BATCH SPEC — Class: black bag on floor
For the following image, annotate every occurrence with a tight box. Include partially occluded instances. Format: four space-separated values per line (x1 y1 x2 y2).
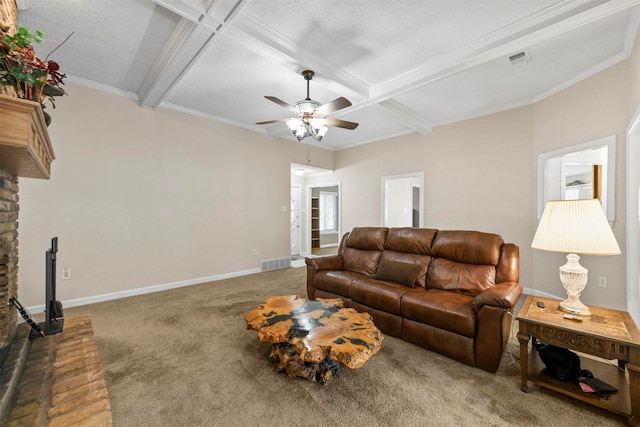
578 370 618 397
535 341 580 381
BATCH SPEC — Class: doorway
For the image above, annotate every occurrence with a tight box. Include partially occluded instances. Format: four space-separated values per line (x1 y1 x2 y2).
382 172 424 227
290 185 301 258
291 164 339 258
308 183 341 255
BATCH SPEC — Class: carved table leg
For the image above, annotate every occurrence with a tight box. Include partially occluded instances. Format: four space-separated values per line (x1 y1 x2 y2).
628 358 640 426
517 322 530 393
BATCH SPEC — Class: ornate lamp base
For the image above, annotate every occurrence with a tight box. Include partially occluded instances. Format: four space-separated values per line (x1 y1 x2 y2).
558 253 591 316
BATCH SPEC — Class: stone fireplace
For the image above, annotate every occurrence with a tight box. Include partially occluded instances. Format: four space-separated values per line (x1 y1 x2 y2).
0 168 19 349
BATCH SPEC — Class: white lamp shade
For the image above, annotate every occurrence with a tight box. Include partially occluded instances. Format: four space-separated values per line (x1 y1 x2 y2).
286 119 303 131
531 199 620 255
309 118 326 132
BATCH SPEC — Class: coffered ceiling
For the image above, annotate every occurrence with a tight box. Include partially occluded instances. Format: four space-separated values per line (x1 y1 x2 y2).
17 0 640 150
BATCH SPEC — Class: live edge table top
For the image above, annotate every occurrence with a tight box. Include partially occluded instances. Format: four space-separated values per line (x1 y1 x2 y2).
516 296 640 349
244 295 384 370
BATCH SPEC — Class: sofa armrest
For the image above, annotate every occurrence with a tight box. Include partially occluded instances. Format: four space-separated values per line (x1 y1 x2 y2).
472 282 523 312
305 255 343 271
305 255 343 300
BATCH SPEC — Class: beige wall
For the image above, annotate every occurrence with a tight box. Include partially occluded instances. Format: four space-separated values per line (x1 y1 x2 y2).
318 58 634 310
18 48 639 311
332 105 536 290
532 60 630 309
18 83 334 307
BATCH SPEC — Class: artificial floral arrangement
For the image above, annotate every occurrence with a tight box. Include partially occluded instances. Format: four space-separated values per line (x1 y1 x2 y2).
0 25 69 113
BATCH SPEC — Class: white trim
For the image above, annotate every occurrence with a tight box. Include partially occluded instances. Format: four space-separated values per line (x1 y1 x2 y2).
307 181 342 254
381 172 425 227
537 135 616 222
522 286 562 300
25 267 260 313
627 104 640 324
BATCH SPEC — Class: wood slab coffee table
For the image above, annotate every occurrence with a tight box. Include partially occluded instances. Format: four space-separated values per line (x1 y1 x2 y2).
245 295 383 384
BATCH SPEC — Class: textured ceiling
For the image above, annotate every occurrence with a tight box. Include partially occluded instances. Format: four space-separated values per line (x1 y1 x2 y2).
17 0 640 150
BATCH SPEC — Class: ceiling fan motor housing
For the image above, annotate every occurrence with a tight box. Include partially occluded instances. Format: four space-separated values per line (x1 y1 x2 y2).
295 100 321 115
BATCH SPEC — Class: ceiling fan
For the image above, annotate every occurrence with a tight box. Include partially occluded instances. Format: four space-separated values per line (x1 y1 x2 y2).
256 70 358 142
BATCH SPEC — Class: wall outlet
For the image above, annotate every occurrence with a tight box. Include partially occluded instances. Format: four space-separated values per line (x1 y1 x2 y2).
252 249 258 256
62 267 71 280
598 276 608 288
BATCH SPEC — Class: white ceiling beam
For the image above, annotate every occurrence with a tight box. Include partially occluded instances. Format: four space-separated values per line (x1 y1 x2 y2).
376 100 433 134
224 11 369 103
139 0 248 109
370 0 640 102
153 0 205 23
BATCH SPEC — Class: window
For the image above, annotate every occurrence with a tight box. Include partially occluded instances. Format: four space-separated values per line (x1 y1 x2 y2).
319 192 338 232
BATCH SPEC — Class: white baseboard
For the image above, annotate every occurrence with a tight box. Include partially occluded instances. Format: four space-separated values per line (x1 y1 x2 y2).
26 267 261 313
522 286 561 300
23 279 561 317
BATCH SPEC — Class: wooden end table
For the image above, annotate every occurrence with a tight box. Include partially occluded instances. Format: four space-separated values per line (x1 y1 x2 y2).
516 295 640 425
245 295 384 384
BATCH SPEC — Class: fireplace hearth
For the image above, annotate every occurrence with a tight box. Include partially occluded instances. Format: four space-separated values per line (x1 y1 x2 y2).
0 166 112 424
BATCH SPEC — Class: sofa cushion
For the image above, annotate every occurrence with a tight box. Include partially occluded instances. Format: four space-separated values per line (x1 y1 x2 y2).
341 227 388 276
375 258 422 288
384 227 437 255
380 227 436 287
426 258 496 296
430 230 503 265
349 278 413 315
345 227 388 251
313 270 365 297
426 230 502 296
401 288 476 337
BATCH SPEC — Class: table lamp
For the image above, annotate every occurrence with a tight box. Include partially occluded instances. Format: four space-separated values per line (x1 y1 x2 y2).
531 199 621 316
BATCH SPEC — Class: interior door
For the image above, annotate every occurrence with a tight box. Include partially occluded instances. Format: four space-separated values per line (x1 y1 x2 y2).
290 186 301 257
382 173 424 228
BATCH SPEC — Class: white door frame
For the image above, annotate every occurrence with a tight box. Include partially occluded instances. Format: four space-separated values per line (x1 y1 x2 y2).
381 172 425 227
306 181 342 254
290 185 301 257
627 106 640 324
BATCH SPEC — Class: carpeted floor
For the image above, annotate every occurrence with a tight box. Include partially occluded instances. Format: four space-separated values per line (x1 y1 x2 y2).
65 267 625 426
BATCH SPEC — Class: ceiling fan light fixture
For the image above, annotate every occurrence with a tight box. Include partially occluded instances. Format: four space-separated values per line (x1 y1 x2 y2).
286 118 302 131
309 118 328 141
287 119 307 141
257 70 359 143
311 125 328 142
309 117 326 131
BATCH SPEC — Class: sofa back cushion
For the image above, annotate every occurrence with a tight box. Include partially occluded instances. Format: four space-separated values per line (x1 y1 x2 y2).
379 227 437 287
342 227 388 277
426 230 504 296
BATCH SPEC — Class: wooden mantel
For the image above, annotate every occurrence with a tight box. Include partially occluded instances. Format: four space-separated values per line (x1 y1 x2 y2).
0 94 55 179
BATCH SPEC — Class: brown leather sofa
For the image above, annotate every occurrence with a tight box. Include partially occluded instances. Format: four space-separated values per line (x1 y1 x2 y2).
305 227 521 373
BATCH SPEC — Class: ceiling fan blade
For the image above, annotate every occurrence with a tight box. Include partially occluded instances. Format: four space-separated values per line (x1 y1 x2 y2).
325 117 359 130
256 118 290 125
315 97 352 115
265 96 297 113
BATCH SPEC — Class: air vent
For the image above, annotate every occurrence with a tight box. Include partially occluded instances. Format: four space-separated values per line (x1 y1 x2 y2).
508 49 531 67
261 258 291 272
